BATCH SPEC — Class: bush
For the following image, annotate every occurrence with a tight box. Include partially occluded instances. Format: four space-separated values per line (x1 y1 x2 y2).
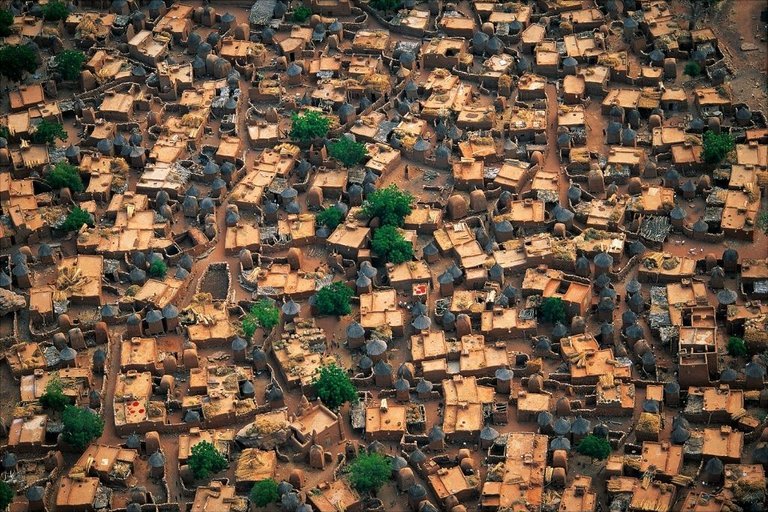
62 405 104 451
148 259 168 279
0 481 13 512
46 162 83 192
684 61 701 77
31 120 67 145
40 377 70 411
188 440 228 479
348 452 391 494
361 185 413 227
369 0 403 12
539 297 567 324
314 363 357 410
250 478 279 507
0 44 38 82
290 111 330 142
61 207 93 232
316 206 345 231
55 49 85 81
576 434 612 460
758 210 768 235
242 299 280 338
42 1 69 21
315 281 354 316
0 9 13 37
329 138 368 167
702 131 734 164
728 336 747 357
371 225 413 264
291 5 312 22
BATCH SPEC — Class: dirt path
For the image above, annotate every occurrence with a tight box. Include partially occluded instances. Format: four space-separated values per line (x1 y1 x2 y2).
544 83 569 207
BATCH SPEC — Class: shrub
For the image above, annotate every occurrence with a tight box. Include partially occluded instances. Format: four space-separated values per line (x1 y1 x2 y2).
369 0 403 12
55 49 85 81
0 44 38 82
250 478 279 507
61 207 93 232
361 185 413 227
348 452 391 494
188 440 228 479
242 299 280 338
0 9 13 37
42 1 69 21
371 225 413 264
46 162 83 192
539 297 567 324
315 281 354 316
576 434 611 460
0 481 13 512
316 206 345 231
31 120 67 145
728 336 747 357
148 259 168 279
314 363 357 410
702 131 734 164
40 377 70 411
684 61 701 77
758 210 768 235
62 405 104 451
329 137 368 167
291 5 312 22
290 111 330 142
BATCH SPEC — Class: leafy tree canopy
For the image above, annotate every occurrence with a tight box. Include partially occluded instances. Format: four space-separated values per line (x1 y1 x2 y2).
728 336 747 357
0 44 38 82
576 434 611 460
291 5 312 22
55 49 85 81
329 137 368 167
0 481 13 512
539 297 567 324
314 363 358 410
62 405 104 451
250 478 279 507
290 111 330 142
0 9 14 37
702 131 734 164
243 299 280 338
188 440 228 479
148 259 168 279
361 185 413 227
31 120 67 145
371 225 413 264
348 452 391 494
369 0 403 12
315 281 354 316
316 206 345 231
684 61 701 77
61 207 93 232
47 162 83 192
42 1 69 21
40 377 70 411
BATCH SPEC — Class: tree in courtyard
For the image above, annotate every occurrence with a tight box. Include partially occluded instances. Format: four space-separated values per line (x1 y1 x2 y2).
40 377 70 411
42 1 69 21
31 120 67 145
348 452 391 494
361 185 413 227
250 478 279 507
371 225 413 264
46 162 83 192
0 44 38 82
576 434 612 460
291 5 311 22
758 210 768 235
55 49 85 81
242 299 280 338
702 131 734 164
539 297 567 324
61 207 93 232
62 405 104 451
188 440 228 479
684 61 701 77
0 9 14 37
316 206 345 231
313 363 357 410
315 281 354 316
290 111 330 142
148 259 168 279
0 481 13 512
329 137 368 167
369 0 403 13
728 336 748 357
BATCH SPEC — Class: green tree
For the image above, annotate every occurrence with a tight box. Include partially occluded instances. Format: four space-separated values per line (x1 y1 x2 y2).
539 297 567 324
291 5 312 22
0 9 14 37
315 281 354 316
31 120 67 145
758 209 768 235
683 61 701 77
62 405 104 451
40 377 70 411
188 440 228 479
316 206 345 230
371 225 413 264
0 481 13 512
0 44 38 82
250 478 279 507
313 363 357 410
46 162 83 192
369 0 403 12
61 207 93 231
242 299 280 337
361 185 413 227
290 111 330 142
348 452 391 494
148 259 168 279
55 49 85 81
728 336 747 357
702 131 734 164
329 137 368 167
576 434 611 460
42 1 69 21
